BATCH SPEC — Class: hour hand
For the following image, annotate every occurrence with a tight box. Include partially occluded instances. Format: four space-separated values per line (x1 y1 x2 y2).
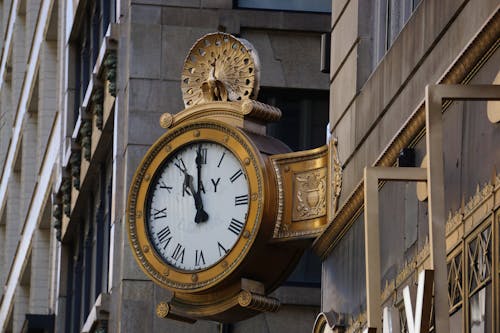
184 174 209 223
175 160 192 196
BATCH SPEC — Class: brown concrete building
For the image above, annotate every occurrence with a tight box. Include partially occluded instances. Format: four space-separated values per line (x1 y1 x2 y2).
0 0 498 332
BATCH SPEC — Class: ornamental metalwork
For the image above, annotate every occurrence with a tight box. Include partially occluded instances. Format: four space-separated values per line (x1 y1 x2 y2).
467 225 492 294
293 169 327 220
447 251 463 310
181 32 260 107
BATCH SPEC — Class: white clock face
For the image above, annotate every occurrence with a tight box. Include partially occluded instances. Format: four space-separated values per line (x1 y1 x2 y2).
146 141 249 271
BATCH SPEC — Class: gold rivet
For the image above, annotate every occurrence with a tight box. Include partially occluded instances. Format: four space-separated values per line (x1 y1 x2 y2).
163 269 169 276
165 145 171 152
244 158 250 165
221 261 228 268
243 230 250 239
238 290 252 307
145 174 151 181
137 211 142 218
156 302 170 318
191 274 198 282
251 193 258 201
193 130 200 137
284 166 290 172
223 135 229 143
159 113 173 129
143 245 150 253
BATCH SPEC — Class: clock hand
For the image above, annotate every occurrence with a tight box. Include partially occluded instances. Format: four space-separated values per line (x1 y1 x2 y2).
185 173 209 223
175 156 208 223
194 145 209 223
175 161 192 196
195 144 204 194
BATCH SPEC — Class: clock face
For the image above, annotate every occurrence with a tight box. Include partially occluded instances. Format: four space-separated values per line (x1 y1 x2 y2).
146 141 249 271
128 121 266 292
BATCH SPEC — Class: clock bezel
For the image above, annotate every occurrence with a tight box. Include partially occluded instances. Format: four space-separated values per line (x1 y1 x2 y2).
127 120 265 292
144 139 250 272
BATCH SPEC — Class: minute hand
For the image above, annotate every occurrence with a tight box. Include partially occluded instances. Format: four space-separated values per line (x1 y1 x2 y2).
194 145 209 223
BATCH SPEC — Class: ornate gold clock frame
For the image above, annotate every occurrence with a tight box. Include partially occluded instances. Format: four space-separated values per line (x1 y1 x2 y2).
126 33 342 323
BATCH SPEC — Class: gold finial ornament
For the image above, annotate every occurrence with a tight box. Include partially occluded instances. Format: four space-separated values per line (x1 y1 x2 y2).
156 302 170 318
181 32 260 107
159 112 174 128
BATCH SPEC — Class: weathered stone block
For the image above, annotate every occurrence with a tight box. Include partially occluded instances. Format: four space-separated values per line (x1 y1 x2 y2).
129 79 183 113
161 26 215 81
131 4 162 24
130 23 162 79
331 0 358 78
330 49 356 126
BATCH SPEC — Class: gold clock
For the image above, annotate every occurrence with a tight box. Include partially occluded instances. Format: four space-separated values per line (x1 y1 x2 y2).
128 120 277 292
126 32 334 323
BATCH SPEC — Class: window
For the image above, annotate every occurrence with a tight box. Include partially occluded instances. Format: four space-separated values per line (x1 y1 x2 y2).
64 157 112 332
236 0 331 13
71 0 115 126
372 0 421 68
259 87 328 286
259 88 329 151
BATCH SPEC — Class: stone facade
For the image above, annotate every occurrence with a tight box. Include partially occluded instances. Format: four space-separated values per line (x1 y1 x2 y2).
317 0 500 332
0 0 329 332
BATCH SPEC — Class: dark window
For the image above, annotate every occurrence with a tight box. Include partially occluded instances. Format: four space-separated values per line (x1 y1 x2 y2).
64 157 112 332
235 0 331 13
71 0 115 127
259 88 329 151
259 87 328 286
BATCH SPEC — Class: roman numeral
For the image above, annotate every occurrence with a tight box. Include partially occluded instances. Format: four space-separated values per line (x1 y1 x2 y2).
174 157 187 173
157 226 172 249
230 169 243 183
228 218 244 236
159 180 172 193
218 242 228 257
195 250 205 266
197 147 207 164
234 194 248 206
211 177 221 192
152 207 167 219
217 152 225 168
171 243 185 263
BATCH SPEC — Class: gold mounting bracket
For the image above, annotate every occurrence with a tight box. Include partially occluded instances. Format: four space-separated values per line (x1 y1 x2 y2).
268 137 342 242
155 278 280 323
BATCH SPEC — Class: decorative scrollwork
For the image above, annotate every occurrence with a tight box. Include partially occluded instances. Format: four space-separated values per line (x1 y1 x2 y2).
104 51 117 97
61 177 72 217
80 119 92 161
52 202 62 241
92 87 104 130
330 137 342 214
70 152 81 190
